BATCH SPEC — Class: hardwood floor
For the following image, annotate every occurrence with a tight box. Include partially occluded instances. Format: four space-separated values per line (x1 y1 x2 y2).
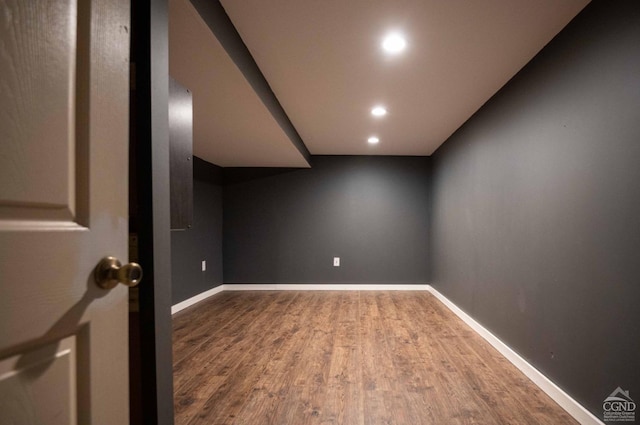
173 291 577 425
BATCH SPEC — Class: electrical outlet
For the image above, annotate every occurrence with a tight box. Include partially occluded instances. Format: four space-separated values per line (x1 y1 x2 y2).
333 257 340 267
202 260 206 271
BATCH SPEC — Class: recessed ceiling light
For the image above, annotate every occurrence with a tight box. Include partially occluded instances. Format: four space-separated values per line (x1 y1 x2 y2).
382 33 407 54
371 106 387 117
368 136 380 144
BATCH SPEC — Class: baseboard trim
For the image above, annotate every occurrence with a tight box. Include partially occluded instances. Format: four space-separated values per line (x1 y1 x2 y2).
170 283 601 424
426 285 603 425
171 285 224 314
171 284 428 314
225 283 430 291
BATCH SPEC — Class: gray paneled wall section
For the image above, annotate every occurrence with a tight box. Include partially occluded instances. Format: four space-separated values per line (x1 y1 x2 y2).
168 76 194 230
429 0 640 420
171 157 224 304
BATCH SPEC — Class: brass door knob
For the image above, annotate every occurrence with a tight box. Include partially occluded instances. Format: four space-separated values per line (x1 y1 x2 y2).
95 256 143 289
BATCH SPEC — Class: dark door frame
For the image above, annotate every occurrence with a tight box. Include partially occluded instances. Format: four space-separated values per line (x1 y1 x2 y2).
130 0 174 424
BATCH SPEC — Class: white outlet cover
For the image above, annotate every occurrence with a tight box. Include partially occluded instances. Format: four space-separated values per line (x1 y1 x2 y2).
333 257 340 267
202 260 206 271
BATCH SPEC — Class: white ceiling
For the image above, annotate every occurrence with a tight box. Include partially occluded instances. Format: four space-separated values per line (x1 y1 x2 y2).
168 0 309 167
170 0 590 167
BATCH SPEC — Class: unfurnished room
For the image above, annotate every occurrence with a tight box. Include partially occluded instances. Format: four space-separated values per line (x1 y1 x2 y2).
1 0 638 424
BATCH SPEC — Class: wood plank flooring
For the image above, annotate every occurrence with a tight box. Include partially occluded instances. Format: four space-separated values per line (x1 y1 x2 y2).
173 291 577 425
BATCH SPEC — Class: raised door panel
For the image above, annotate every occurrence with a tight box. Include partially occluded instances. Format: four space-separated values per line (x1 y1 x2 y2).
0 337 77 425
0 0 79 222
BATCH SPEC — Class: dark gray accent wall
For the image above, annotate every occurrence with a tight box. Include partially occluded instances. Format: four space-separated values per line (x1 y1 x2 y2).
172 157 224 304
223 156 431 284
430 0 640 419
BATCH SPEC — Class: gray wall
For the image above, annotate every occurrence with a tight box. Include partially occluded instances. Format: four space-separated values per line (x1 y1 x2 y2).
171 157 224 304
430 0 640 419
223 156 431 284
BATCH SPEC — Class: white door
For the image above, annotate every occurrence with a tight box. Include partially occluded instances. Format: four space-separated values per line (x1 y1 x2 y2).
0 0 132 424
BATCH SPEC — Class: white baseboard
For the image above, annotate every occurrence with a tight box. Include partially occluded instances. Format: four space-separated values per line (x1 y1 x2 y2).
171 284 427 313
171 285 224 314
225 283 430 291
426 285 603 425
170 282 601 424
223 284 278 291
